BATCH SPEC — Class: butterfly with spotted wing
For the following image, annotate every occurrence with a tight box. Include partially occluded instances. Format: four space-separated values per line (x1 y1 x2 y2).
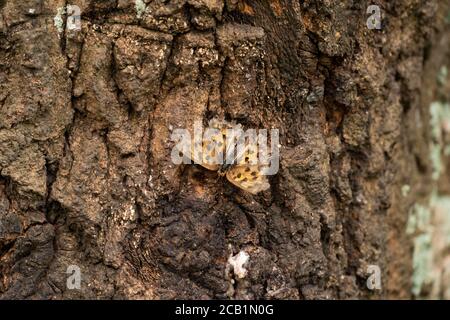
181 118 271 194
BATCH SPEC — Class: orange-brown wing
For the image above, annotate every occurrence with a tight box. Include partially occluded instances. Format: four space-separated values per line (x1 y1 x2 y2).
190 132 223 171
226 165 270 194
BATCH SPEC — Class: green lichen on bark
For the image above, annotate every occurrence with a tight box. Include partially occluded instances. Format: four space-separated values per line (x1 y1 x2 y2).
429 101 450 180
53 6 66 34
135 0 146 19
407 192 450 297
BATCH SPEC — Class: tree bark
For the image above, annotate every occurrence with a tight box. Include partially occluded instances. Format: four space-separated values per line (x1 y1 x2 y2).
0 0 450 299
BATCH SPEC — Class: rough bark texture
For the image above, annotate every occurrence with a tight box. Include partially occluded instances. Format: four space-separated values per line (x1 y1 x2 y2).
0 0 450 300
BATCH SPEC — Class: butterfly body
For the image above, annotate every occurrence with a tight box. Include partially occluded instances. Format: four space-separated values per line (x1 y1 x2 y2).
218 163 232 175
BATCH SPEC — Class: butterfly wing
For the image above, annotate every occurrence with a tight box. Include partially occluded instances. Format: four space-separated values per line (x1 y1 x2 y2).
175 117 273 195
198 118 244 170
181 118 240 171
191 136 222 171
225 140 270 194
226 165 270 194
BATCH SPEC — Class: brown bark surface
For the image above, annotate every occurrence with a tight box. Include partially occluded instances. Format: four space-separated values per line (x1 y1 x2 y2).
0 0 450 299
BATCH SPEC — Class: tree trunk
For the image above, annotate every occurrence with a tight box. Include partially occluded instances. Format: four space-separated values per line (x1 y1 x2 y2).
0 0 450 300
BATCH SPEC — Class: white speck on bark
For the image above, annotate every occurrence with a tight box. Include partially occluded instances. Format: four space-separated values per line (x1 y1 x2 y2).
228 251 249 279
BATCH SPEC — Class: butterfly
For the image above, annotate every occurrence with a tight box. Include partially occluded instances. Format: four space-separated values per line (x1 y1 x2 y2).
182 118 271 194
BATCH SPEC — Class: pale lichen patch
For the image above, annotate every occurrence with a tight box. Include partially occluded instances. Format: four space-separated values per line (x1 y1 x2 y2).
53 7 66 34
402 184 411 197
135 0 147 19
429 101 450 180
437 65 448 86
407 192 450 298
